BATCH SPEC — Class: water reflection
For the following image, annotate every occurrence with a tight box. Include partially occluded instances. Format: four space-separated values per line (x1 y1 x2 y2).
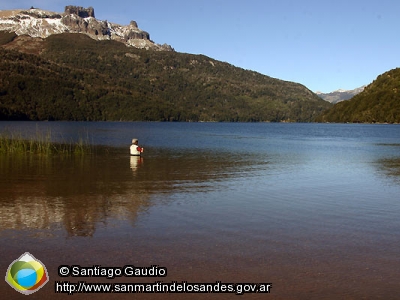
372 143 400 184
375 157 400 184
0 149 267 237
130 156 143 171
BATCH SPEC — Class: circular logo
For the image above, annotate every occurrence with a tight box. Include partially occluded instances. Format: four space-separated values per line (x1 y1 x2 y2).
5 252 49 295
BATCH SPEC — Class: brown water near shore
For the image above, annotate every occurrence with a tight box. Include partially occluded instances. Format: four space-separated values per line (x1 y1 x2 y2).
1 122 400 299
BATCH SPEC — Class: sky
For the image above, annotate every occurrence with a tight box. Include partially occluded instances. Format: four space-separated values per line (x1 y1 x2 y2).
1 0 400 93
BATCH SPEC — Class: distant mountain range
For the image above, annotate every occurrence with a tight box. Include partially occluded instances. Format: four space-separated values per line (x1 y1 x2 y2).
0 6 173 51
316 86 366 104
3 5 397 123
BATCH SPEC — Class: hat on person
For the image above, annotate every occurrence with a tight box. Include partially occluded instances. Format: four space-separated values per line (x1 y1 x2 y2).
132 139 138 144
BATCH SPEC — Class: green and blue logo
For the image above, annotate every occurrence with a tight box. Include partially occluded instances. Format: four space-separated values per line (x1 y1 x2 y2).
5 252 49 295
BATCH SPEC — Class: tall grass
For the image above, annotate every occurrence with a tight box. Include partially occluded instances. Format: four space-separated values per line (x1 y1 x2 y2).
0 130 92 155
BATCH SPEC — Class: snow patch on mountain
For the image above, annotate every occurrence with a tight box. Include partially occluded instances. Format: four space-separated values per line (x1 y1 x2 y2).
0 6 173 51
316 86 366 103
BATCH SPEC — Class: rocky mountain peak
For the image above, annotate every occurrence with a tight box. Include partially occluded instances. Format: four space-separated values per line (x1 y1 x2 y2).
316 86 366 104
64 5 95 18
0 5 173 51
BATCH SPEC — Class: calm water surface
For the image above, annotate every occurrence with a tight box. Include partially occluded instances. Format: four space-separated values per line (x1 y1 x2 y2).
1 122 400 299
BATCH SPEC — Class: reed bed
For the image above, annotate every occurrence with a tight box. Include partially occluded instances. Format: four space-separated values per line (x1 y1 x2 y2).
0 131 92 155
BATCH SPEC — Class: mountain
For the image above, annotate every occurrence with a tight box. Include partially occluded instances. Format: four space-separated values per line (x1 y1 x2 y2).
316 86 365 104
0 6 331 122
315 68 400 123
0 6 173 51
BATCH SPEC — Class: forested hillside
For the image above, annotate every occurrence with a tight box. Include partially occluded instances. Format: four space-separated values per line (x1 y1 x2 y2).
0 32 331 122
316 68 400 123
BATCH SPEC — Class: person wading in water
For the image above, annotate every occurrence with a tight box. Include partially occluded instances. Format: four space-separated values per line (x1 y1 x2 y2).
130 139 144 156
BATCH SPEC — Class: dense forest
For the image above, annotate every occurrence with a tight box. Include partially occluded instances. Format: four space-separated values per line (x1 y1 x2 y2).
316 68 400 123
0 32 330 122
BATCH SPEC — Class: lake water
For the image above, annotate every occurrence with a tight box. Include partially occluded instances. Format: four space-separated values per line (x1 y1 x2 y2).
1 122 400 299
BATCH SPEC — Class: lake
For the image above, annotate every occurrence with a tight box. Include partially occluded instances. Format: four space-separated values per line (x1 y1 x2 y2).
1 122 400 299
